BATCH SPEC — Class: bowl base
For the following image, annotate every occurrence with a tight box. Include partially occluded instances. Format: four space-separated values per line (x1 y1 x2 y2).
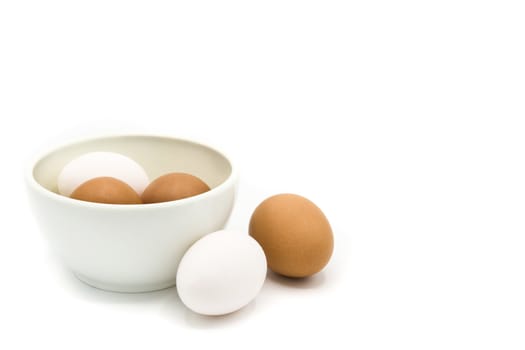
74 273 176 293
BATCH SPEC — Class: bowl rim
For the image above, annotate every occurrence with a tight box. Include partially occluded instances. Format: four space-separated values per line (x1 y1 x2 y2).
25 133 238 210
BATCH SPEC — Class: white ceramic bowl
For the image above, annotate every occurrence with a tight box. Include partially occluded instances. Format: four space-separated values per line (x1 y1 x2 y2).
26 135 237 292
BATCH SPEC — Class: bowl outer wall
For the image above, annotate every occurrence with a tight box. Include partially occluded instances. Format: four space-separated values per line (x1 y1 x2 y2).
25 134 238 292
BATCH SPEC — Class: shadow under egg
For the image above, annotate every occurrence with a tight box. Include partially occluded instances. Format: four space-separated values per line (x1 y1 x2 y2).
182 300 258 329
265 270 327 289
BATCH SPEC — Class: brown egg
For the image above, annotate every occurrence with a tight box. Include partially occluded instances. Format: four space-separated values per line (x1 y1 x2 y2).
141 172 210 204
249 193 333 278
71 177 142 204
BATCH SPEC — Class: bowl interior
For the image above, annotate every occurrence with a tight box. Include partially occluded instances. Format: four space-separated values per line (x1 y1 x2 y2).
33 135 232 194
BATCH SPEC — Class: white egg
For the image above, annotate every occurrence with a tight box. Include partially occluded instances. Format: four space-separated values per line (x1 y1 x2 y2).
176 230 267 316
57 152 149 196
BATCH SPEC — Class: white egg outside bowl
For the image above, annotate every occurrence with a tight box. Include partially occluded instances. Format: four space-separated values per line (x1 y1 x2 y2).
26 135 237 293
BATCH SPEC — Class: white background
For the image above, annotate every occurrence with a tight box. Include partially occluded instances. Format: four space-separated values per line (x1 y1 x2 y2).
1 0 524 349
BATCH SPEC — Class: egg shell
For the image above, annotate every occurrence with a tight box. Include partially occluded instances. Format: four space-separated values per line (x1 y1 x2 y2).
249 193 334 278
176 230 267 316
57 152 149 196
70 177 142 204
141 172 210 204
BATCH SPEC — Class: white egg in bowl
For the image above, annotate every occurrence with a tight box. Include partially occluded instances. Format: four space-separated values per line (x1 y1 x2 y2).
26 134 237 293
